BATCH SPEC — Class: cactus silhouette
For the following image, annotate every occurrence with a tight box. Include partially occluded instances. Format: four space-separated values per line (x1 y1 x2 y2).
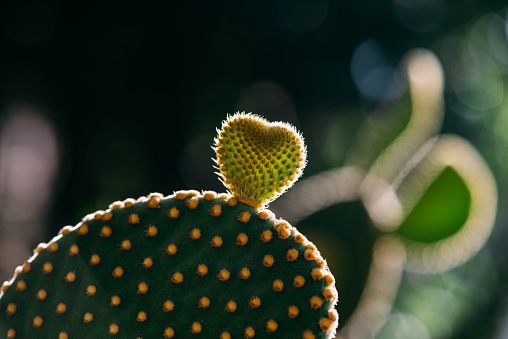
0 113 338 339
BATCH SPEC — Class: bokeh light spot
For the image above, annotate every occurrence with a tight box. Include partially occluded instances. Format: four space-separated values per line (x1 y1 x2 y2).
351 39 407 102
453 52 503 110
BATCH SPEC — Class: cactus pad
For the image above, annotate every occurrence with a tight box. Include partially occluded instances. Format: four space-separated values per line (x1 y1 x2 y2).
0 191 337 338
214 113 307 208
0 113 337 338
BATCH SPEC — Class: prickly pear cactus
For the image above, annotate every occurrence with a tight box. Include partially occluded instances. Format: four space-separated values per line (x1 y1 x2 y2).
214 113 306 208
0 112 338 338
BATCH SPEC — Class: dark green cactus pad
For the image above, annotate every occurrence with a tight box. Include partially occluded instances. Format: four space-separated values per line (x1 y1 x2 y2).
0 190 338 339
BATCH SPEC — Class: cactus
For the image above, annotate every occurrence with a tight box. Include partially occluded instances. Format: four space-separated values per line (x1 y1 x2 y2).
0 113 338 338
214 113 306 208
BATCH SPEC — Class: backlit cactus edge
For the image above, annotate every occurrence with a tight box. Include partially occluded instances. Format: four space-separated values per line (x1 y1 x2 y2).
0 113 339 338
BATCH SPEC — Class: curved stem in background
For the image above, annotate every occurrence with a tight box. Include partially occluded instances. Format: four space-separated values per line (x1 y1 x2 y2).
366 49 445 183
274 48 445 226
360 49 445 229
270 166 363 224
392 135 498 273
271 48 497 339
338 236 406 339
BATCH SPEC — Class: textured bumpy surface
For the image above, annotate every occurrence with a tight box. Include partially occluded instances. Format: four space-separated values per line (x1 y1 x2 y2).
0 191 338 338
214 113 307 208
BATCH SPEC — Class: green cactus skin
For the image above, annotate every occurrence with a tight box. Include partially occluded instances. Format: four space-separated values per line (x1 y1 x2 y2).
0 191 338 338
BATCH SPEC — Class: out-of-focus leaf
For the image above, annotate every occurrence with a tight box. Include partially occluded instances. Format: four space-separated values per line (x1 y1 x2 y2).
389 135 497 273
396 166 471 243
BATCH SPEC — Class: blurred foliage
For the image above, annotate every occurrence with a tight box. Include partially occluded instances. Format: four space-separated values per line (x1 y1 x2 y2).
1 1 508 339
271 33 499 339
396 167 470 243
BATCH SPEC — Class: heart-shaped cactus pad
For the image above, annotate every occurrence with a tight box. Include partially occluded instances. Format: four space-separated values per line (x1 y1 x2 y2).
214 112 307 208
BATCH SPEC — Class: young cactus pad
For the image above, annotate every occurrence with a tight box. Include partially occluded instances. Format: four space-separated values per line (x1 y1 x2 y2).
0 113 338 339
214 113 307 208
